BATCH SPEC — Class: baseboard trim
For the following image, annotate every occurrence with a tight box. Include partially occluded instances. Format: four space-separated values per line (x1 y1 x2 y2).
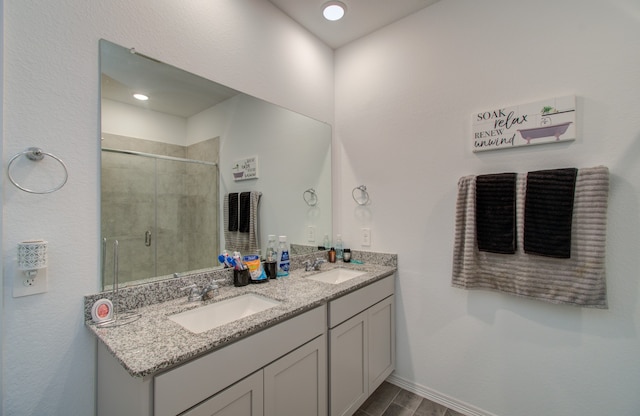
385 374 499 416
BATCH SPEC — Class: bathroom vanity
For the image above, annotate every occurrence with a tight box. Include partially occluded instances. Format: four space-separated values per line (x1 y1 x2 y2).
88 254 396 416
328 275 395 416
98 305 326 416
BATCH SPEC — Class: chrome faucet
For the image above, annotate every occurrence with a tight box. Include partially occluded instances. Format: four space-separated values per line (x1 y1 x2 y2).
201 279 225 301
304 258 326 272
181 279 226 302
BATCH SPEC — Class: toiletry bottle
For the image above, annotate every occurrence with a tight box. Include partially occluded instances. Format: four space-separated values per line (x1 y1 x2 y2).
322 234 330 250
266 235 277 262
343 248 351 263
265 235 278 279
335 234 344 260
328 247 336 263
276 235 290 277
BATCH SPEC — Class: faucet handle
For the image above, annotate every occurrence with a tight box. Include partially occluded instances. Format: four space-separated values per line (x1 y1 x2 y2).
303 260 312 270
180 284 202 302
201 279 226 301
210 278 226 288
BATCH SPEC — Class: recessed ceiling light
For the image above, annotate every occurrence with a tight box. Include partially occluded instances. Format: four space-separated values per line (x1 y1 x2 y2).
322 1 346 21
133 93 149 101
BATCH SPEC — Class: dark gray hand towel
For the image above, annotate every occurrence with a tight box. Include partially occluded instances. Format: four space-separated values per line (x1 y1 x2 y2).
239 192 251 233
228 193 239 232
475 173 517 254
524 168 578 258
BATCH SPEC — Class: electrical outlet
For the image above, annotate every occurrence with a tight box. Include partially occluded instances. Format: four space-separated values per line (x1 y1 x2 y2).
13 267 48 297
361 228 371 247
307 226 316 243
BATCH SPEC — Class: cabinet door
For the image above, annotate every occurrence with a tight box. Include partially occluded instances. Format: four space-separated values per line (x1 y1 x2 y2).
329 310 368 416
180 371 263 416
264 334 327 416
368 296 395 393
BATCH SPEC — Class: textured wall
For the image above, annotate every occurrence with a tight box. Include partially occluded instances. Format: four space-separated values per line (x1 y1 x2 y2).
2 1 333 414
335 0 640 415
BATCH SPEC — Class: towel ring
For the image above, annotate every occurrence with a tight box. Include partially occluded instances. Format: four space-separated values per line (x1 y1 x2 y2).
7 147 69 194
303 188 318 206
352 185 370 205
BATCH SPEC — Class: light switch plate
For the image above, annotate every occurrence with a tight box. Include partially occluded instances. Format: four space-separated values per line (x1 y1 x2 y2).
361 228 371 247
307 226 316 242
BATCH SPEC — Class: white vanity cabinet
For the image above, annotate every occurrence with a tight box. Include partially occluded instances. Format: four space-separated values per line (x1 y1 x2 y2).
96 270 396 416
97 305 326 416
328 275 395 416
181 333 326 416
180 370 264 416
264 334 327 416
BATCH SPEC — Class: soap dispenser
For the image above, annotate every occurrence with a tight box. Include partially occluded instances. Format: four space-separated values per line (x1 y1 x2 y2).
328 247 336 263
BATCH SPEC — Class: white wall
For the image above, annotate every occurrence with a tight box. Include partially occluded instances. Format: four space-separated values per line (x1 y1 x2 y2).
335 0 640 415
1 1 333 414
101 99 188 145
212 94 332 250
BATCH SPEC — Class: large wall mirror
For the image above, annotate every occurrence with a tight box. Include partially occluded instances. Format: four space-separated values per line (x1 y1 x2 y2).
100 39 332 289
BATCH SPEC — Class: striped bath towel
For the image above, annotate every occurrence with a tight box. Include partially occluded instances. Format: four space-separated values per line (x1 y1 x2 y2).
224 191 262 253
452 166 609 308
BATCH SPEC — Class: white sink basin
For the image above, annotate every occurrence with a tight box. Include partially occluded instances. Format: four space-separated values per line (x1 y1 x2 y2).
306 268 366 284
169 293 281 334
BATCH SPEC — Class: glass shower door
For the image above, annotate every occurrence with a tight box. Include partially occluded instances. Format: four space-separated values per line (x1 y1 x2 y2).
155 157 219 277
102 149 219 287
101 151 156 286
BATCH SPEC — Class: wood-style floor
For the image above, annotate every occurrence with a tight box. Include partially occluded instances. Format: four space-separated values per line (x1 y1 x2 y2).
355 382 466 416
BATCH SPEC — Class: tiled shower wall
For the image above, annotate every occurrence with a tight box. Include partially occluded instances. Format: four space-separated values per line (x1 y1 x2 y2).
101 133 219 285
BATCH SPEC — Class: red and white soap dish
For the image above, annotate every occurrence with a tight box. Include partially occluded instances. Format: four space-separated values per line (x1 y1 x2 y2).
91 298 114 323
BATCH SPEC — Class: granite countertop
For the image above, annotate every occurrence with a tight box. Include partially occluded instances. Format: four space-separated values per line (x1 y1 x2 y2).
85 256 396 378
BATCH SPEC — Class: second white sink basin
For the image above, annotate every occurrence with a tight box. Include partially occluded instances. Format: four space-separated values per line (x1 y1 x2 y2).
306 268 366 284
169 293 281 334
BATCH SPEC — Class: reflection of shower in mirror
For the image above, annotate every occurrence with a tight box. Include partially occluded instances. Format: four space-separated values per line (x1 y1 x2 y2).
100 39 332 288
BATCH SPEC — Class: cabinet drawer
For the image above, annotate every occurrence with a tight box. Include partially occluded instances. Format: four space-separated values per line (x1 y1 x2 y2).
328 275 394 328
155 305 326 416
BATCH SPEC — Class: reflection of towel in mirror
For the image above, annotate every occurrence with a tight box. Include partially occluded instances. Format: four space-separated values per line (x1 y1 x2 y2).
239 192 251 233
475 173 517 254
224 191 262 253
228 193 239 232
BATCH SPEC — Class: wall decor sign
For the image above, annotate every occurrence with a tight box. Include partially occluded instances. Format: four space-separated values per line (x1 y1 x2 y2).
232 156 258 181
472 95 576 152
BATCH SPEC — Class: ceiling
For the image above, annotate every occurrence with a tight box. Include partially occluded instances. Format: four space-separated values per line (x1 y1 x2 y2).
268 0 441 49
101 1 441 117
101 40 240 118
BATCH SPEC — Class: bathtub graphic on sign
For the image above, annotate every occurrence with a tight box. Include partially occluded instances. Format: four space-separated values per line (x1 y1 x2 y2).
472 95 576 152
232 156 259 181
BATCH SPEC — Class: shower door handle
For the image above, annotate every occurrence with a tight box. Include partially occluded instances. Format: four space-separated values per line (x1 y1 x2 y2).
145 230 152 247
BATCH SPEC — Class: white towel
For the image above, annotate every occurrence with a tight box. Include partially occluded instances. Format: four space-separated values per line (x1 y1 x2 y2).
452 166 609 308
